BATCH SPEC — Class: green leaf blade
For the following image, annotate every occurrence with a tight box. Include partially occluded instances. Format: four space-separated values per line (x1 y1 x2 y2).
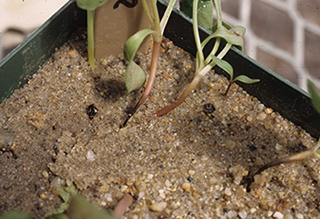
206 25 246 51
307 79 320 114
234 75 260 84
123 29 156 62
124 61 146 93
180 0 214 29
0 211 33 219
67 195 117 219
211 55 233 79
197 0 214 29
76 0 109 11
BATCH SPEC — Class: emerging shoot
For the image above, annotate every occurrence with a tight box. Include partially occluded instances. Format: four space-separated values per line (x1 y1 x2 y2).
155 0 259 117
218 56 260 96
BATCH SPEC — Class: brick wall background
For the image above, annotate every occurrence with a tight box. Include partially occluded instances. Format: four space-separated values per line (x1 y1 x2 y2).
220 0 320 92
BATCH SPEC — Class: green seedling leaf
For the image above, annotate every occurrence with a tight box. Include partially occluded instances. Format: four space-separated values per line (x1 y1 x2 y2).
307 79 320 114
234 75 260 84
76 0 109 11
180 0 213 29
56 184 78 203
124 29 157 62
211 55 233 79
197 0 214 29
44 184 78 218
67 195 117 219
0 211 33 219
125 61 146 93
203 25 246 51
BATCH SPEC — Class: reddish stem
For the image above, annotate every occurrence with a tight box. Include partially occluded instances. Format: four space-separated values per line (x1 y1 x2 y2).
155 74 203 117
113 194 133 218
134 41 161 111
121 41 161 128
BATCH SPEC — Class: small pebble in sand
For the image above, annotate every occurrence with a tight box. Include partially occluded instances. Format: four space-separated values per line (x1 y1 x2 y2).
273 211 284 219
41 171 49 178
40 194 47 199
67 50 77 58
224 187 232 196
150 202 167 212
265 108 273 114
182 182 191 192
135 180 146 192
223 139 236 149
164 135 174 142
86 150 95 161
257 112 267 121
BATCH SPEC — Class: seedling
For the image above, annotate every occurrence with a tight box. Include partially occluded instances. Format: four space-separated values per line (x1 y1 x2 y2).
120 0 177 127
218 58 260 95
76 0 109 69
245 79 320 190
155 0 259 117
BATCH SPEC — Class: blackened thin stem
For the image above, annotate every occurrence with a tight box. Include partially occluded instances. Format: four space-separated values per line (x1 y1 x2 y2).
223 80 233 96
